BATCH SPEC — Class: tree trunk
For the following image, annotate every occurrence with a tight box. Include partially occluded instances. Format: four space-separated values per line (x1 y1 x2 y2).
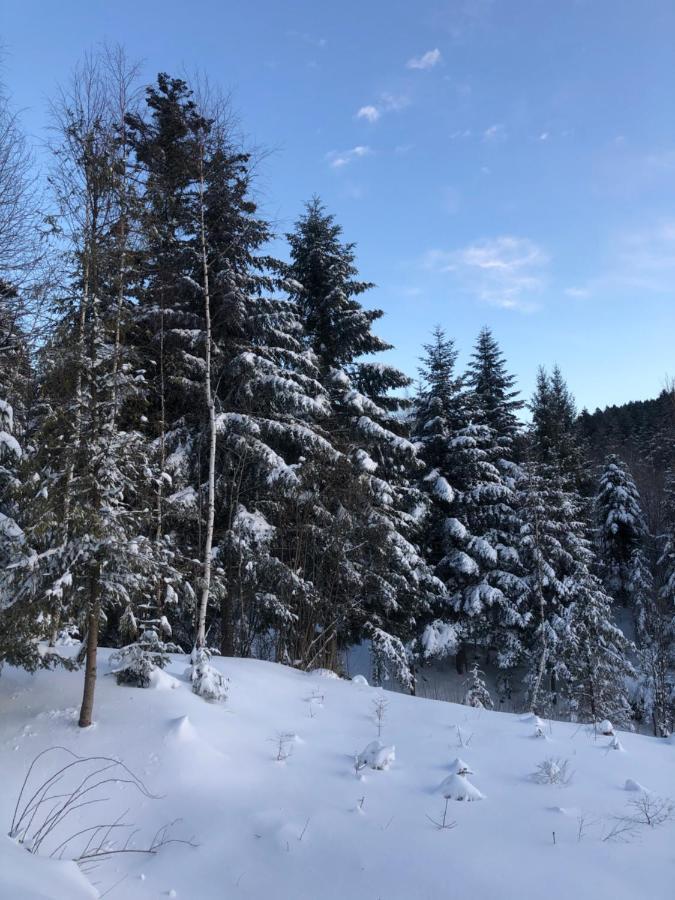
78 564 101 728
220 594 234 656
195 152 217 650
455 643 467 674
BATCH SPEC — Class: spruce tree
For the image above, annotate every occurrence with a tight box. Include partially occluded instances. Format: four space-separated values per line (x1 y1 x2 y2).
530 365 585 488
595 455 654 633
517 462 633 720
285 200 443 687
465 326 523 451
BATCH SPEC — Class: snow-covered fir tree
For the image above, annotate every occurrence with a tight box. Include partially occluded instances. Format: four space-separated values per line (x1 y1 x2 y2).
517 461 634 721
595 454 654 634
465 326 523 452
529 365 586 489
285 199 444 687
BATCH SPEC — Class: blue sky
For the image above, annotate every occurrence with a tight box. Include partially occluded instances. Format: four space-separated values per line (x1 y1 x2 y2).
2 0 674 412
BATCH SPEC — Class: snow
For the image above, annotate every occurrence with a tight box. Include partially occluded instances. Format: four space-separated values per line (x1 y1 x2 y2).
356 740 396 771
0 835 97 900
0 652 673 900
0 429 22 457
438 773 485 802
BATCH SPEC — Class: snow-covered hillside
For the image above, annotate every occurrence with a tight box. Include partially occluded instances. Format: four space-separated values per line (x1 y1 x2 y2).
0 652 673 900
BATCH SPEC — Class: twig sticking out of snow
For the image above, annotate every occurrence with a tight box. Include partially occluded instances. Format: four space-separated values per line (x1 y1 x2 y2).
426 798 458 831
372 695 389 738
454 725 474 748
271 732 297 762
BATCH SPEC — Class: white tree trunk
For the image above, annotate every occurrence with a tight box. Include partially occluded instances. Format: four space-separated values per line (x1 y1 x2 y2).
195 152 216 649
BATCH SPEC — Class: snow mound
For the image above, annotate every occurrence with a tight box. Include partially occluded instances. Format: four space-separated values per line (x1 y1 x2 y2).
149 667 180 691
356 740 395 771
166 714 197 743
625 778 649 793
597 719 614 736
309 668 341 680
351 674 368 686
438 773 485 802
0 836 97 900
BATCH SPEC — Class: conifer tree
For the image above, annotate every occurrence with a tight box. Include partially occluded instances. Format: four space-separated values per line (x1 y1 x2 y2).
517 462 634 721
595 455 654 632
530 365 585 488
465 326 523 451
285 200 443 686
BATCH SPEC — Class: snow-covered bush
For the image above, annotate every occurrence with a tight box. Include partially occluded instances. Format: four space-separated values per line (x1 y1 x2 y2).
109 626 181 688
531 757 573 785
356 740 395 771
188 646 228 702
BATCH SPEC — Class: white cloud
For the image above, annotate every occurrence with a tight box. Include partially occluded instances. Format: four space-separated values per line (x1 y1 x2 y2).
424 236 549 311
326 146 373 169
356 105 380 124
483 123 507 142
354 92 410 125
380 92 411 112
407 48 442 70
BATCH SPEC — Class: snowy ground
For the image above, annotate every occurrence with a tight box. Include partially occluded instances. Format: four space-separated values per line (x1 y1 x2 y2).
0 651 673 900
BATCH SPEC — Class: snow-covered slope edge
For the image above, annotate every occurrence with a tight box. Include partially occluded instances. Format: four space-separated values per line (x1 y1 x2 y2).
0 652 672 900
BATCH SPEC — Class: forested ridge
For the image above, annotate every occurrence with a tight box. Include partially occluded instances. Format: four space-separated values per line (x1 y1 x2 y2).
0 50 673 737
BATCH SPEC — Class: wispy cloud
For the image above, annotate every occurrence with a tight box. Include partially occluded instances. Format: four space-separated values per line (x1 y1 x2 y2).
406 48 442 70
326 145 373 169
424 236 549 311
354 92 410 124
286 30 327 48
356 105 380 124
483 123 507 142
567 220 675 299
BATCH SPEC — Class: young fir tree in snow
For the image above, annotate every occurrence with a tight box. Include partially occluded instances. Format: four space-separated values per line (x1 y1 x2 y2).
594 455 654 632
464 663 493 709
285 199 444 687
